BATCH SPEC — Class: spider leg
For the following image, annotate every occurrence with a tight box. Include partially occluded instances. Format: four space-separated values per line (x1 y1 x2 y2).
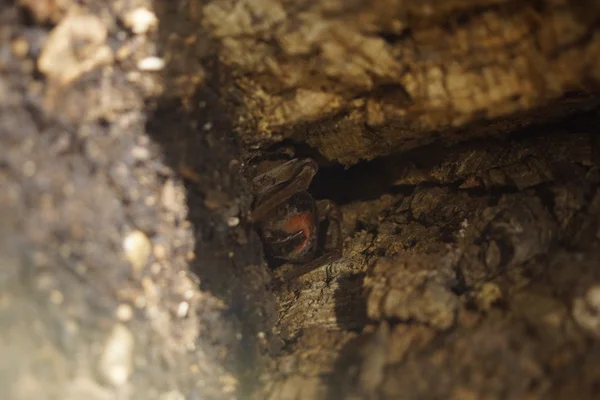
275 199 343 282
316 199 343 257
249 158 318 223
244 146 295 166
240 147 296 187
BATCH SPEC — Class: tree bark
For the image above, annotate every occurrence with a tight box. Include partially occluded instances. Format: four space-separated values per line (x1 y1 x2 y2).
203 0 600 165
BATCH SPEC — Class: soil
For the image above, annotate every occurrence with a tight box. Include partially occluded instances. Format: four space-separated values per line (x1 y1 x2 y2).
1 1 275 398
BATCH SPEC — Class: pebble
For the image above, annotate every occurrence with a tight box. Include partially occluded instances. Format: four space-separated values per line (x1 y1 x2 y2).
138 56 165 71
123 230 152 272
587 286 600 309
572 284 600 337
116 303 133 322
176 301 190 318
153 243 167 260
38 14 113 85
131 145 150 160
98 324 135 387
186 251 196 261
227 216 240 227
161 180 182 212
125 8 158 34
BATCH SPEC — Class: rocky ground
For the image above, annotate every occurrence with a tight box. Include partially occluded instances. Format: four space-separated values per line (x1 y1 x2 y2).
1 1 273 398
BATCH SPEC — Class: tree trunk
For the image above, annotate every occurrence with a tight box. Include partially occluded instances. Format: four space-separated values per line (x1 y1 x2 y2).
3 0 600 399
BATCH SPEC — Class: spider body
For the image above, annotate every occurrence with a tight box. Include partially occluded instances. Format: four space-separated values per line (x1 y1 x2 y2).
243 149 342 280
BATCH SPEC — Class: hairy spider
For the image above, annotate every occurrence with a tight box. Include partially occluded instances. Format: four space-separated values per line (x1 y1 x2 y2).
243 147 342 282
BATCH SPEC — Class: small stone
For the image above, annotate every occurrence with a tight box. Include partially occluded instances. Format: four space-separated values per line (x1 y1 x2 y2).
98 324 135 387
161 180 182 212
124 8 158 34
227 216 240 227
138 56 165 71
116 304 133 321
131 146 150 160
123 230 152 272
153 244 167 260
38 14 113 85
586 285 600 311
183 289 195 300
176 301 189 318
572 284 600 337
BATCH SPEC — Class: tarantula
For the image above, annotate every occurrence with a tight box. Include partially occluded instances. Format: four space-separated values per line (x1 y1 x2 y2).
243 148 343 281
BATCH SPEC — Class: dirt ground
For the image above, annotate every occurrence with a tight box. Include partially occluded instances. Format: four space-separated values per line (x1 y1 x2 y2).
1 0 275 398
2 1 600 400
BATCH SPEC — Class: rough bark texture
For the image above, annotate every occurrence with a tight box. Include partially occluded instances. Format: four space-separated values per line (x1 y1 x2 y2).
256 127 600 399
202 0 600 165
3 0 600 399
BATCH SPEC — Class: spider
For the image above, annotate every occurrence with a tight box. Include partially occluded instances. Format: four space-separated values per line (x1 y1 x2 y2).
242 147 343 282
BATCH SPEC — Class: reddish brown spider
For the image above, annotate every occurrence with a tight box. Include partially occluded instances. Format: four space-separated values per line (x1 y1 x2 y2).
243 147 343 282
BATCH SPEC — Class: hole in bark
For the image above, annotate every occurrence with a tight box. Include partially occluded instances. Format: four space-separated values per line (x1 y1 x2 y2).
376 28 412 46
306 109 599 207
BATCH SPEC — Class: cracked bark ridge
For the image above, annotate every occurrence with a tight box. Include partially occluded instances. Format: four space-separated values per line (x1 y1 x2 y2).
335 191 600 400
258 126 600 399
364 255 459 330
455 194 559 287
203 0 600 165
385 130 595 189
